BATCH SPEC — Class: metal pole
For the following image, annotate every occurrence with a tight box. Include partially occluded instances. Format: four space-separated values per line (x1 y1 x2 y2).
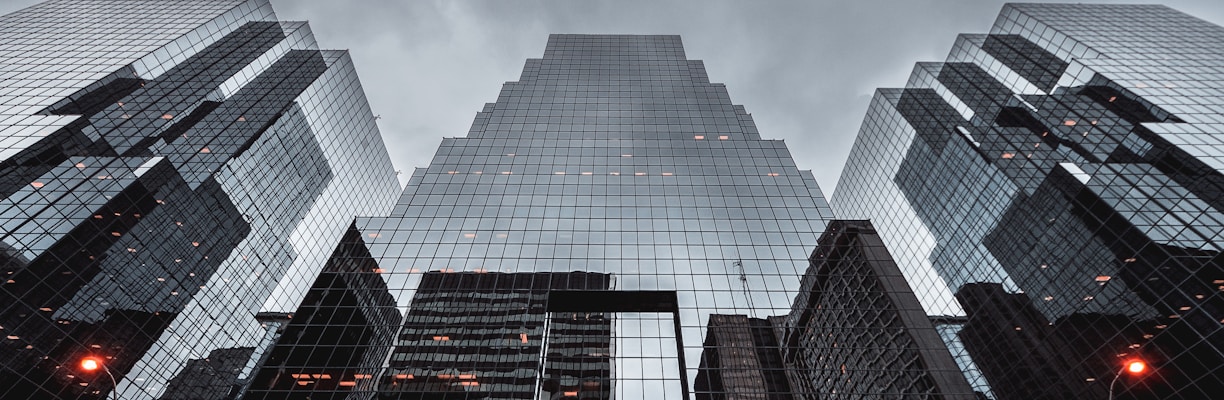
102 365 119 400
1107 365 1125 400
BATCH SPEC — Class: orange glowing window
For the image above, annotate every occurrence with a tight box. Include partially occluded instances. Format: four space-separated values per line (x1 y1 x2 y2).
75 162 86 168
458 374 476 380
694 135 705 140
161 114 174 120
312 374 331 379
30 182 44 188
368 233 381 238
437 374 454 379
460 382 480 387
433 336 450 341
447 171 458 174
1001 152 1015 159
1095 275 1111 282
291 374 308 379
581 172 592 175
472 171 483 175
661 172 673 176
766 173 780 177
520 333 529 344
395 374 414 379
338 381 357 387
719 135 729 140
554 171 566 175
1108 96 1118 102
634 172 645 176
200 147 210 153
1064 120 1077 126
6 335 19 340
237 116 246 122
564 391 578 397
463 233 476 238
500 171 512 175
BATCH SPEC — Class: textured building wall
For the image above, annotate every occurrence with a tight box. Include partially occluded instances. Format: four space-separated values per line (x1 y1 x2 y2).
0 1 400 398
833 4 1224 399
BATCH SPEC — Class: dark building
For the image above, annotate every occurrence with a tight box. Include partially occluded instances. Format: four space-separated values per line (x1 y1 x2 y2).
161 347 256 400
833 4 1224 399
694 314 792 400
246 225 403 400
382 271 612 399
773 220 975 399
0 1 400 398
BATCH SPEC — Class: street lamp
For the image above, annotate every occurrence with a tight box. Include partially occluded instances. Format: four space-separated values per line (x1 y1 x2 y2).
79 356 119 400
1108 359 1147 400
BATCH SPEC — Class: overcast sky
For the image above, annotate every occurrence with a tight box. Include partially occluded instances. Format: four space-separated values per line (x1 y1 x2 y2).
3 0 1224 193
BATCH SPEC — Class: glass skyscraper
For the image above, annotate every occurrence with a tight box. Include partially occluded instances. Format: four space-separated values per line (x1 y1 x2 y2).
833 4 1224 399
0 0 401 398
252 33 979 400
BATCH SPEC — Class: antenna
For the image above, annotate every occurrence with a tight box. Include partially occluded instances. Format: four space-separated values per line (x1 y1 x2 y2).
735 260 756 317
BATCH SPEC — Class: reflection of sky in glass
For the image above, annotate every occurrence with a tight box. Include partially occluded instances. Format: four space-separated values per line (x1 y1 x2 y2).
352 34 835 397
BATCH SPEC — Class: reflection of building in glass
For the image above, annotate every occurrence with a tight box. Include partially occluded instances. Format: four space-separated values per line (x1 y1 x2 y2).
246 225 403 399
0 1 400 398
694 314 792 400
833 4 1224 399
161 347 255 400
382 271 612 399
773 220 975 399
275 33 837 399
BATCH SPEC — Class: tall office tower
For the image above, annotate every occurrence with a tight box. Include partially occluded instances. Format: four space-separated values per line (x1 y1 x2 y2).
268 34 837 399
833 4 1224 399
0 1 401 399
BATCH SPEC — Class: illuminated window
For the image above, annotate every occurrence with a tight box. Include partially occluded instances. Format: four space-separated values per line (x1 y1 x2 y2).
661 172 673 176
766 173 780 177
694 135 704 140
581 171 592 175
1095 275 1111 282
236 116 246 122
1001 152 1015 159
30 182 44 188
1064 120 1076 126
621 154 632 157
554 171 566 175
200 147 210 153
368 233 381 238
634 172 645 176
719 135 729 140
161 114 174 120
433 336 450 341
338 381 356 387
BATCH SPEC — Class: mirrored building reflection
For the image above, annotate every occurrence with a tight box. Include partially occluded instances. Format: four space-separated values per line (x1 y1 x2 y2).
833 4 1224 399
0 1 401 398
257 33 981 400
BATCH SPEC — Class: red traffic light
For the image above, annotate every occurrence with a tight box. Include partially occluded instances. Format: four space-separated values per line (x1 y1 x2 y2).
80 357 102 372
1125 360 1146 375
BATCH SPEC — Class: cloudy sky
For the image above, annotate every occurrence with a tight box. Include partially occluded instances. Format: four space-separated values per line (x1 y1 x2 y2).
3 0 1224 193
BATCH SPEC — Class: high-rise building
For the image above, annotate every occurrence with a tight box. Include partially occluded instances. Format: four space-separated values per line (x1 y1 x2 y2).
266 34 841 399
0 1 401 398
772 220 975 399
833 4 1224 399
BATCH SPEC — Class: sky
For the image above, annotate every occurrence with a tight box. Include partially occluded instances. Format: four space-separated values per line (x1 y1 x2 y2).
2 0 1224 194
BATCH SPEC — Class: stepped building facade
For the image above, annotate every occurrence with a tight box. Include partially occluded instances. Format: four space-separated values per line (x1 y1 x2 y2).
0 1 401 398
833 3 1224 399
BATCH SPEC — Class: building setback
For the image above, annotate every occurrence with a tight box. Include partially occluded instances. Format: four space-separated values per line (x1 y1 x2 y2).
833 4 1224 399
0 1 401 398
263 34 840 399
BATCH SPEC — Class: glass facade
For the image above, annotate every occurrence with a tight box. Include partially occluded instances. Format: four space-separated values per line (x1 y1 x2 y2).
0 1 401 399
833 4 1224 399
256 33 978 400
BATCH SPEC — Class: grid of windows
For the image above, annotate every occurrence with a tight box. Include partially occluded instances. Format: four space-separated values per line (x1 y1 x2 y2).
834 4 1224 399
0 1 400 398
